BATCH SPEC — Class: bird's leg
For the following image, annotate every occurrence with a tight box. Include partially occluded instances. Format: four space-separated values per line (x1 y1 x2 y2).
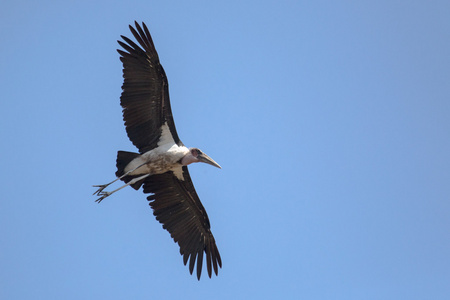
92 161 149 196
95 173 151 203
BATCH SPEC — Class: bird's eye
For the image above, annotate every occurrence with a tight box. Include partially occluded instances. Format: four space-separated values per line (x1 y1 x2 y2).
191 149 202 157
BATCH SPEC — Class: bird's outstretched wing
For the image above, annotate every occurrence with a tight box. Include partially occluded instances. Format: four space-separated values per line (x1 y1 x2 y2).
117 21 181 153
143 166 222 279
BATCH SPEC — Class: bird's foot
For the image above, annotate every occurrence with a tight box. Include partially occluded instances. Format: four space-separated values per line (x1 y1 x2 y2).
95 191 111 203
93 184 112 202
92 184 108 196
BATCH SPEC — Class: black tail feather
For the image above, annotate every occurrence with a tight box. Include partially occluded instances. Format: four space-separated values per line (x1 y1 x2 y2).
115 151 145 190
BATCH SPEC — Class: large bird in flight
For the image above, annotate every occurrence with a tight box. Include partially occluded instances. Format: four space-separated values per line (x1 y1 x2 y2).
93 21 222 280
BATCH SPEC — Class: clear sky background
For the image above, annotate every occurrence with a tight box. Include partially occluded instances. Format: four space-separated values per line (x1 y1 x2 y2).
1 1 450 299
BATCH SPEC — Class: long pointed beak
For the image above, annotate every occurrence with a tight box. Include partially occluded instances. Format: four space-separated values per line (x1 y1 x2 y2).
198 153 222 169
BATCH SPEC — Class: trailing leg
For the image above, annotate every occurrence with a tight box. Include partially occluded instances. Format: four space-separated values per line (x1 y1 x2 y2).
92 161 148 196
95 173 150 203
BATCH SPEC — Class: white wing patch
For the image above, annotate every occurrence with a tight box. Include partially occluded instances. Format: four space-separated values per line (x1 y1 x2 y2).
172 166 185 181
156 121 189 160
158 122 176 147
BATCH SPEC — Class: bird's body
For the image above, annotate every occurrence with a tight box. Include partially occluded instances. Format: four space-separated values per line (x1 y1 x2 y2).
93 21 222 280
121 123 189 180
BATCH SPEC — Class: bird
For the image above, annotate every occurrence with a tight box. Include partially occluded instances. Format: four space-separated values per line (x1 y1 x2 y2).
93 21 222 280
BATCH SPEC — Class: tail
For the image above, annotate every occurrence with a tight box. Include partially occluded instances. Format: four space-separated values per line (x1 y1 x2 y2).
115 151 146 190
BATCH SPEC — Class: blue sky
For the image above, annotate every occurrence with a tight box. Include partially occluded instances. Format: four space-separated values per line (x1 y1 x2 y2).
1 1 450 299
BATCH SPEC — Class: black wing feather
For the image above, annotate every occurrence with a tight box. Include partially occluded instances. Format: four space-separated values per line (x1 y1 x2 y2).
118 21 181 153
142 166 222 280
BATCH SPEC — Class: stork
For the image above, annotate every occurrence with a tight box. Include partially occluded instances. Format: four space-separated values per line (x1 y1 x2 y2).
93 21 222 280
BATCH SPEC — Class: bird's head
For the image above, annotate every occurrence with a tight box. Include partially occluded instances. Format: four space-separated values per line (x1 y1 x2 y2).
182 148 222 169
